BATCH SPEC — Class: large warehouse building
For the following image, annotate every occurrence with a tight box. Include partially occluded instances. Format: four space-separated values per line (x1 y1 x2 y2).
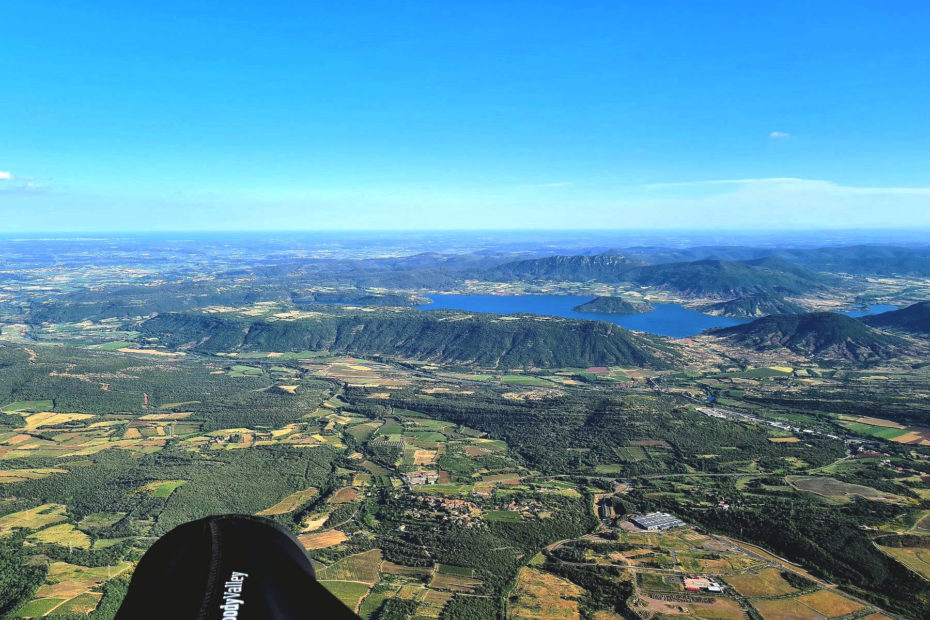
630 512 685 531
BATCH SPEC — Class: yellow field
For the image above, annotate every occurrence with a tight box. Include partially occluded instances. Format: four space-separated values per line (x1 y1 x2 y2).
116 347 185 356
768 437 801 443
277 384 299 394
140 412 192 420
0 467 67 483
429 572 482 593
509 567 583 619
724 568 798 597
878 544 930 579
797 589 864 617
414 449 438 465
892 431 930 445
36 561 131 599
687 597 746 620
316 549 382 584
301 513 330 531
299 529 348 549
28 524 92 549
855 416 906 429
752 597 820 620
55 592 104 614
24 412 94 430
0 503 67 532
768 366 794 373
381 560 434 577
257 486 319 515
418 589 454 618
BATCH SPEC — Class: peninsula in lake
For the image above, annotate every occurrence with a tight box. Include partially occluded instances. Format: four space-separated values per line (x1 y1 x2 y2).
572 296 654 315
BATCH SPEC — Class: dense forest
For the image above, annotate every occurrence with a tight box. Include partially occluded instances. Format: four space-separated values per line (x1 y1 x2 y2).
139 309 673 369
707 312 912 360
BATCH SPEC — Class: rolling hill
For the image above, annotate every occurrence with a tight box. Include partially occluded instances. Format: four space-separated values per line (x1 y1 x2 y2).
861 301 930 336
698 292 806 318
706 312 909 361
489 254 647 283
490 254 828 298
139 309 674 369
627 259 827 298
572 297 653 314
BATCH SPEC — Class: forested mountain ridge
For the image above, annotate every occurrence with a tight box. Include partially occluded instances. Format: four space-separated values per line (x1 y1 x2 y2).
490 254 830 298
572 297 653 314
629 259 827 298
139 309 674 369
488 254 648 282
698 292 807 318
862 301 930 336
706 312 911 361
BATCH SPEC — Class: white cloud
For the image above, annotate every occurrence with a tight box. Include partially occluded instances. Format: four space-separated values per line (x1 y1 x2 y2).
0 171 12 180
644 177 805 190
644 177 930 195
769 131 790 139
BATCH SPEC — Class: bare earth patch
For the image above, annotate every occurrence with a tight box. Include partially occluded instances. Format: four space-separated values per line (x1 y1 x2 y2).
508 567 583 619
299 530 348 550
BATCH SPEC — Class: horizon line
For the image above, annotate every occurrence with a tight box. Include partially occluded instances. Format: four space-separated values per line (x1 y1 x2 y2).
3 226 930 235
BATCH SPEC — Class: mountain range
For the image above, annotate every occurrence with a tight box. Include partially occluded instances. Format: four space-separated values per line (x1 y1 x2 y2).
706 312 910 361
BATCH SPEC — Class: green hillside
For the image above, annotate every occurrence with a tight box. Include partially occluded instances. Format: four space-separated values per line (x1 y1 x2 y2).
707 312 910 361
572 296 653 314
698 292 806 318
491 255 828 298
489 254 648 282
140 309 672 369
628 259 827 298
862 301 930 336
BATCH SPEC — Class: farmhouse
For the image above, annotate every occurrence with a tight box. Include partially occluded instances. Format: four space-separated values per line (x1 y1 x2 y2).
402 471 440 486
684 576 723 592
630 512 685 531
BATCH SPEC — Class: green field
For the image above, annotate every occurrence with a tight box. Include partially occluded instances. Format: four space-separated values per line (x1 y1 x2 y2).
840 422 909 440
153 480 188 497
637 572 677 592
94 340 135 351
375 419 403 435
229 365 263 377
346 421 383 442
319 581 370 610
501 375 551 386
2 400 54 413
485 510 522 522
615 446 647 462
728 367 793 378
406 431 446 442
438 564 474 577
16 597 67 618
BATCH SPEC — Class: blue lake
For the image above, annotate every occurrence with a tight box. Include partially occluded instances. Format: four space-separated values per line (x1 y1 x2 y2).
418 295 744 338
840 304 899 318
418 295 899 339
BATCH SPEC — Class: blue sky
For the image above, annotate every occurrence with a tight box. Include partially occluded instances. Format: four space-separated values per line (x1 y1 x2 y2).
1 1 929 231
